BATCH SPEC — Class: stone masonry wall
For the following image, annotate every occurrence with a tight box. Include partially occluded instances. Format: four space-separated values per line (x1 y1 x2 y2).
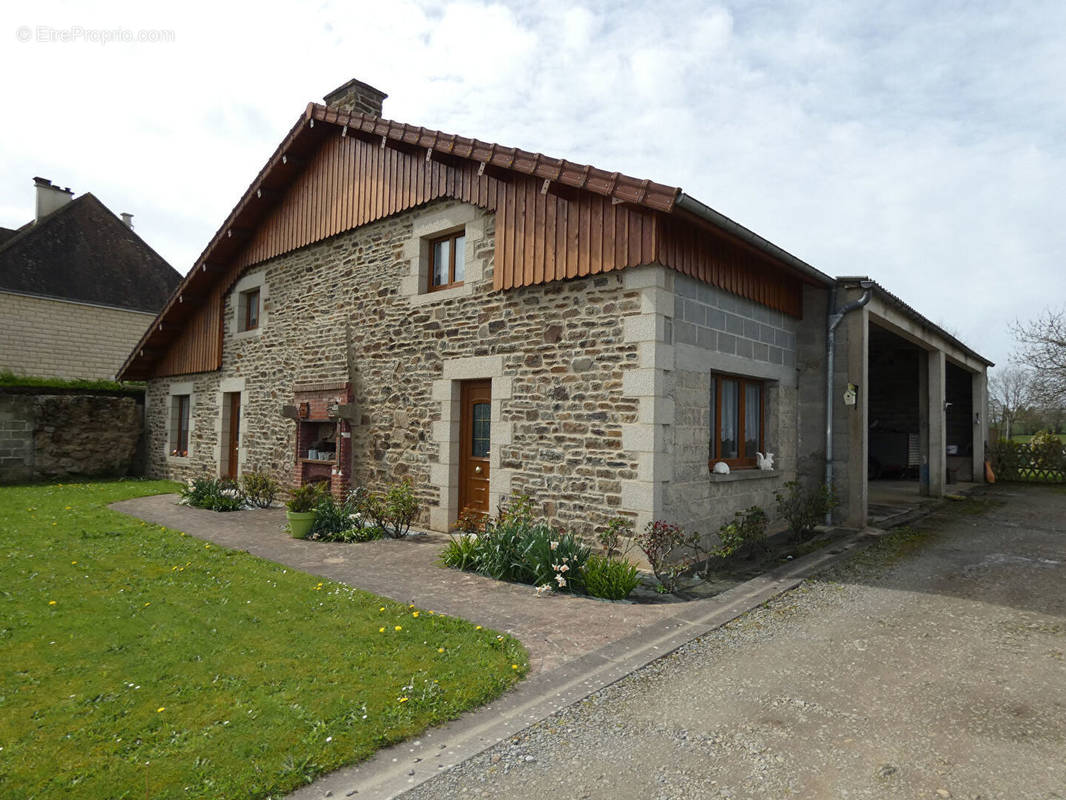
0 390 143 483
666 274 817 539
146 200 641 535
0 290 157 380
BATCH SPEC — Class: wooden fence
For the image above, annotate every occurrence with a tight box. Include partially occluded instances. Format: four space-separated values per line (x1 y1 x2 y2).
988 439 1066 483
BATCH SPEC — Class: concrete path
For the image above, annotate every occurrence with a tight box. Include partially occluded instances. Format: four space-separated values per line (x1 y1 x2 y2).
398 485 1066 800
111 493 884 799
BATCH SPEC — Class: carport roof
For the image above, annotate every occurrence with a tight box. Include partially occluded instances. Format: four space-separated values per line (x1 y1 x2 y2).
838 277 994 368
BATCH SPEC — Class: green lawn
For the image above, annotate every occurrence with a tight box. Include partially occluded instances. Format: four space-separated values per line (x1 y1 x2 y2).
0 480 528 799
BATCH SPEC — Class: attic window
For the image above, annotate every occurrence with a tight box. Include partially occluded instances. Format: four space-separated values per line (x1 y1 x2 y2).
239 289 260 332
429 231 465 291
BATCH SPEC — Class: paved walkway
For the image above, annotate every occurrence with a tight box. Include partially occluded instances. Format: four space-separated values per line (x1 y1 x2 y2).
111 494 677 674
111 493 881 799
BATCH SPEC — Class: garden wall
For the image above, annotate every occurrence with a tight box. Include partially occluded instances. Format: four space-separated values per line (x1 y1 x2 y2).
0 388 145 483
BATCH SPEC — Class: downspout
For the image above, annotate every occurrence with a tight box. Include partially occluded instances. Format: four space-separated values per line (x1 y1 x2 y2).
825 280 874 524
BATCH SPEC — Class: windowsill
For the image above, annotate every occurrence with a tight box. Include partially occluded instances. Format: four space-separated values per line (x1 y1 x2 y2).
234 326 263 340
167 454 191 464
409 282 473 307
708 468 781 482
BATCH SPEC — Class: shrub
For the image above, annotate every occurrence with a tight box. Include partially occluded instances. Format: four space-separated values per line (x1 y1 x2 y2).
714 506 769 560
472 516 531 583
181 476 245 512
598 516 634 559
583 554 641 600
439 533 480 570
518 526 590 592
635 520 694 593
452 507 488 535
311 492 352 537
286 483 323 513
383 479 419 538
774 480 836 539
240 471 279 508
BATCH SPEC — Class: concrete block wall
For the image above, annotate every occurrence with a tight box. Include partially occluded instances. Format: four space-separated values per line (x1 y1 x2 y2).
673 278 797 367
0 291 157 380
665 274 816 539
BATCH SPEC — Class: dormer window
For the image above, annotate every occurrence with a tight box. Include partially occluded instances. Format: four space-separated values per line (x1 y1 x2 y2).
429 231 465 291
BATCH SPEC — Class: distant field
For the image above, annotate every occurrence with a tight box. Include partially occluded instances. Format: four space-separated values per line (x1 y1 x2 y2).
1010 433 1066 443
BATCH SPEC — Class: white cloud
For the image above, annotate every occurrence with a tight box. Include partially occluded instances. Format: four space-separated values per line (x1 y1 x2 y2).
2 0 1063 367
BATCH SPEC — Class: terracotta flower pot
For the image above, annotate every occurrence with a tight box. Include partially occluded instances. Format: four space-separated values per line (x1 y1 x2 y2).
286 510 315 539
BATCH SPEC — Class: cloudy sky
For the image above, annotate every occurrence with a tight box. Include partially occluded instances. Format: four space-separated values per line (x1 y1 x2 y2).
2 0 1062 368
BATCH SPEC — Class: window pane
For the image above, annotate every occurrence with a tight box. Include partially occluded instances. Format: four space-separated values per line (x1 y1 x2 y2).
471 402 490 458
720 379 738 459
245 290 259 329
744 382 761 457
453 235 465 282
432 239 449 287
176 395 190 454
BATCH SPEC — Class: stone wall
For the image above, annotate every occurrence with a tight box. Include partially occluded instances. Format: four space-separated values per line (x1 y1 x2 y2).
0 389 144 483
146 200 641 535
0 290 157 380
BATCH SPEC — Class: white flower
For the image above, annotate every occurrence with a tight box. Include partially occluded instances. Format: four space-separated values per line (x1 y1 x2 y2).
559 564 569 573
549 540 559 551
535 584 553 597
554 574 567 588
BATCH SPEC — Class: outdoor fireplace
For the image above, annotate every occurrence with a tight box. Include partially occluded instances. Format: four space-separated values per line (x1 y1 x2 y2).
285 382 354 498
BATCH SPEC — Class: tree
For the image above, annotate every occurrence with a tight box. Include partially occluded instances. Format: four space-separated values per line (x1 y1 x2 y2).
1012 308 1066 405
988 365 1035 439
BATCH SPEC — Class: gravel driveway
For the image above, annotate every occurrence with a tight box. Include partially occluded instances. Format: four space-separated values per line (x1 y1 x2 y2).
401 486 1066 800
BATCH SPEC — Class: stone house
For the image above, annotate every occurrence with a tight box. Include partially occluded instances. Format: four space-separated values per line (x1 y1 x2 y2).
0 178 181 380
120 79 992 536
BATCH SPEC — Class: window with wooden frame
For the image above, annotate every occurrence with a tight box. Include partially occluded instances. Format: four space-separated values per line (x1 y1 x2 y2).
170 394 190 457
428 231 465 291
711 375 764 469
239 288 260 332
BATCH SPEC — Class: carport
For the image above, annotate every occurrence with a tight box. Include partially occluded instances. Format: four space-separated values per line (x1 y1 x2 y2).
829 278 992 528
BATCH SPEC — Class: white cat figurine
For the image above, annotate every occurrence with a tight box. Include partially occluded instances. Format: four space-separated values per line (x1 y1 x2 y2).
756 452 775 471
712 461 731 474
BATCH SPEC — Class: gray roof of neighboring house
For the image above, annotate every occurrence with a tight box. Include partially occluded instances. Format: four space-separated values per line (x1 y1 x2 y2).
0 193 181 313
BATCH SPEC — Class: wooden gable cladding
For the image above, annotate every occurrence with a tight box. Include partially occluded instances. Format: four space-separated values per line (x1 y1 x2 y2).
659 215 804 318
234 133 505 271
495 176 658 289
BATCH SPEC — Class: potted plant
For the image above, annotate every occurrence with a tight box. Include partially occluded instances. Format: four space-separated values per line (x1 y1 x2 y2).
285 483 322 539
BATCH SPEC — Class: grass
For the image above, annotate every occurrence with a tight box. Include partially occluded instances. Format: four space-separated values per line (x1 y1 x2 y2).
0 370 144 393
0 480 528 799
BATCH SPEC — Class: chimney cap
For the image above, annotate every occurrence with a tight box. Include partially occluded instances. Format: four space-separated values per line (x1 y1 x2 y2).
33 177 74 196
323 78 388 117
120 212 134 229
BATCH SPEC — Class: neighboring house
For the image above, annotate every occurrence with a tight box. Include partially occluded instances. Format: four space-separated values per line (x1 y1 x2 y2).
119 78 991 535
0 178 181 380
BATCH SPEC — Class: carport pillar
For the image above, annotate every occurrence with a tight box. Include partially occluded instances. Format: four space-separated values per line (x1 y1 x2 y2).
925 349 947 497
841 301 869 528
972 370 988 483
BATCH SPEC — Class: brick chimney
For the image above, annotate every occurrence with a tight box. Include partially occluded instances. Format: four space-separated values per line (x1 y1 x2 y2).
323 79 387 117
34 177 74 222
